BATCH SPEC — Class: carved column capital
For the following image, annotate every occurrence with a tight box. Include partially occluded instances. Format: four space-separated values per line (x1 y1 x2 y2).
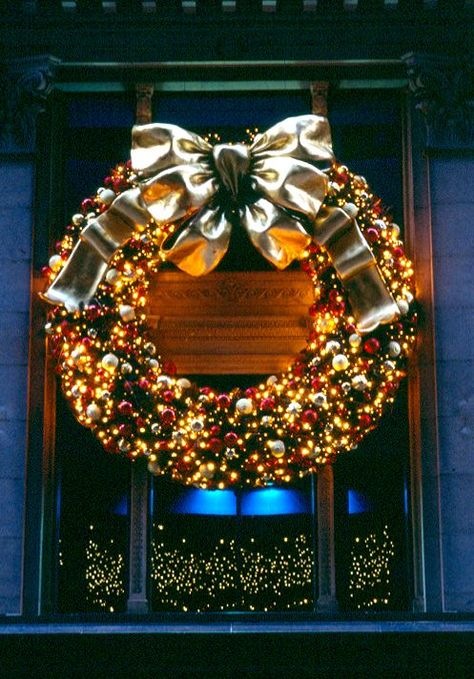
310 81 329 117
0 55 60 152
402 52 474 150
135 83 154 125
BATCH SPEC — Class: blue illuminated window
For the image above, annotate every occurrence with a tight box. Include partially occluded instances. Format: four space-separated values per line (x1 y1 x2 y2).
347 489 373 515
171 488 310 516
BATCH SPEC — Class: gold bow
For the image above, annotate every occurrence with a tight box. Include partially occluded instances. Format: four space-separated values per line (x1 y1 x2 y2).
42 114 399 333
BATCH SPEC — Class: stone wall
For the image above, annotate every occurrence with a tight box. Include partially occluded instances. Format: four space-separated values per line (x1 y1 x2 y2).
0 159 34 614
431 158 474 611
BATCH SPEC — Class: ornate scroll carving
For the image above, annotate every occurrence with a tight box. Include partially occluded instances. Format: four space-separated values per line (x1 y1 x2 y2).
135 83 154 125
403 52 474 150
147 270 313 374
0 55 59 151
311 81 329 117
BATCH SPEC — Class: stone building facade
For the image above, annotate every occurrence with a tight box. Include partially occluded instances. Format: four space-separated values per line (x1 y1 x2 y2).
0 3 473 671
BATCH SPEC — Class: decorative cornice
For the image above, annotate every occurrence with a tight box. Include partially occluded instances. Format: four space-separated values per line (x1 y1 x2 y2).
0 55 60 152
402 52 474 150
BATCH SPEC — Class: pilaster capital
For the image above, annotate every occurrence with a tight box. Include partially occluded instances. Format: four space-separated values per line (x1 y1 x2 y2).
0 55 60 152
402 52 474 151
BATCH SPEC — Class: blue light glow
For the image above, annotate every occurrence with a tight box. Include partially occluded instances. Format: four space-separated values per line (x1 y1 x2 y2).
172 489 237 516
241 489 310 516
112 494 128 516
170 488 311 516
348 489 373 515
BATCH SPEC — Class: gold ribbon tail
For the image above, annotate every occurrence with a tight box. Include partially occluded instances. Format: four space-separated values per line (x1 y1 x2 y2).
314 203 400 333
41 188 149 310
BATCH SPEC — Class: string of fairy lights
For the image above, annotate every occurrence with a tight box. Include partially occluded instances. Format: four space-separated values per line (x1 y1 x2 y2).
349 525 395 609
84 525 125 612
150 524 313 612
79 522 397 612
43 154 416 488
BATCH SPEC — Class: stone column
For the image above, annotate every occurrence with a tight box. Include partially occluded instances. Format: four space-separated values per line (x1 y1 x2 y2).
310 81 338 612
0 55 58 614
126 83 154 614
127 461 150 613
403 52 474 612
316 465 338 612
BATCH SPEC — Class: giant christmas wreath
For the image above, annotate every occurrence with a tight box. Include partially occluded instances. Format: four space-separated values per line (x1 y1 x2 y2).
42 115 416 488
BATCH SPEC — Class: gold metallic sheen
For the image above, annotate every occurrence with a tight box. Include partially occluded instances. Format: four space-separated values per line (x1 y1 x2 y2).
42 114 398 332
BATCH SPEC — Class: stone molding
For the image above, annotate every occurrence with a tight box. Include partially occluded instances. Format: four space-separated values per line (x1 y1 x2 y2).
403 52 474 150
0 55 59 152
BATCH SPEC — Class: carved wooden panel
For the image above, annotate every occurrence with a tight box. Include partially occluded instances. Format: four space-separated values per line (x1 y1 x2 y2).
147 270 313 374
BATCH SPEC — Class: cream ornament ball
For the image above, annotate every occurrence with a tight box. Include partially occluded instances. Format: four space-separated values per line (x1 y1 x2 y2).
119 304 136 322
397 299 409 315
96 187 116 206
86 403 102 422
236 398 253 415
101 352 119 371
352 374 369 391
121 362 133 375
106 268 121 284
49 254 63 272
311 392 327 407
191 418 204 432
388 341 401 358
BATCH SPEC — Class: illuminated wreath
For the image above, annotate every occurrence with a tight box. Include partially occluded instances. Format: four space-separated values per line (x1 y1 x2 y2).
42 115 416 488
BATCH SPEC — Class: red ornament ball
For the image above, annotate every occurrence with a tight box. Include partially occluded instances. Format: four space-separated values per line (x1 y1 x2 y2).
363 337 380 355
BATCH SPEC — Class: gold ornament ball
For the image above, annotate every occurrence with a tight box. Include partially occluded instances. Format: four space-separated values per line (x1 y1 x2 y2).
332 354 349 371
147 459 162 476
199 463 215 480
349 333 362 348
268 440 286 458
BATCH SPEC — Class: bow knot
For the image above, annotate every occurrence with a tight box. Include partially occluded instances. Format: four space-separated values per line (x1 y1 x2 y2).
213 143 251 199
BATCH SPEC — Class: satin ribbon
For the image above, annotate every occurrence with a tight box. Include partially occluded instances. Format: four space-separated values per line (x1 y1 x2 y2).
42 114 399 333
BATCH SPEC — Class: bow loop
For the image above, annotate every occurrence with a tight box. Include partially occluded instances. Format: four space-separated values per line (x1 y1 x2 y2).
250 114 334 169
131 122 212 177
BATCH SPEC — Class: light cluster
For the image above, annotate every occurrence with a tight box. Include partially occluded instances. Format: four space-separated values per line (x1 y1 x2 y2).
43 160 416 488
348 525 395 609
150 523 313 611
84 525 125 611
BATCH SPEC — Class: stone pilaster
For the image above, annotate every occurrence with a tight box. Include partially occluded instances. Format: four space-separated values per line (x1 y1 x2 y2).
0 56 57 614
403 52 474 612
